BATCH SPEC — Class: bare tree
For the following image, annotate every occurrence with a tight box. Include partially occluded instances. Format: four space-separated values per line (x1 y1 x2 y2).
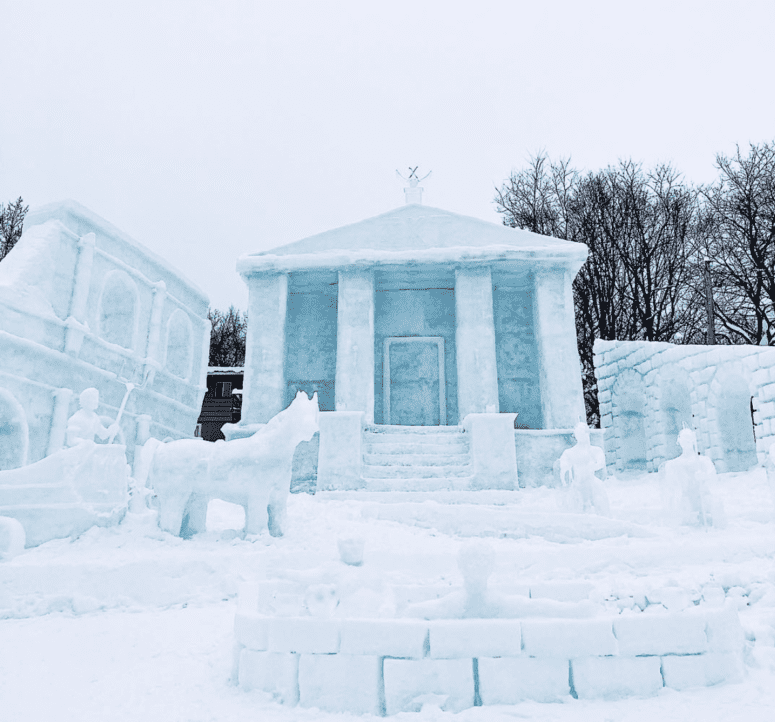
0 197 29 261
208 306 248 367
700 142 775 345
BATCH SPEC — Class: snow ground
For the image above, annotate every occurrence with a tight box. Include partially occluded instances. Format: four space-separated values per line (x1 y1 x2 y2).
1 468 775 721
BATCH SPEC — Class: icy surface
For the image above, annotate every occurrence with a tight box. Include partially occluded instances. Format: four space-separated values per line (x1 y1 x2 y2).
1 466 775 719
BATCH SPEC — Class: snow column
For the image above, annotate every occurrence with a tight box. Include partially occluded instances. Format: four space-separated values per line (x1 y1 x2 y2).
47 388 73 455
242 273 288 424
533 268 585 428
64 232 95 356
335 269 374 423
455 266 500 418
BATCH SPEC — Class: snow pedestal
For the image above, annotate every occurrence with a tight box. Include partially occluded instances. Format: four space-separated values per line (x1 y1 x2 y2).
463 413 518 490
316 411 364 490
233 605 746 715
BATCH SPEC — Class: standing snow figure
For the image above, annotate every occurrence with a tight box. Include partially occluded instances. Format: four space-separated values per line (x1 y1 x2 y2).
664 428 719 527
65 388 119 447
559 421 610 515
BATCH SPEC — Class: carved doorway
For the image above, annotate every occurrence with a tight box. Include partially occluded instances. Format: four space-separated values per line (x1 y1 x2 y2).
383 337 446 426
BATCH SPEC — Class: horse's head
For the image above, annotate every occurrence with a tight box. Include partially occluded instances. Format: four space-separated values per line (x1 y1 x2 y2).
286 389 320 444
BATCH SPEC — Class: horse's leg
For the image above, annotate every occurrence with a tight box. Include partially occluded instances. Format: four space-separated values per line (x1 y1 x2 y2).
180 493 209 537
267 490 288 537
158 491 191 536
245 491 269 535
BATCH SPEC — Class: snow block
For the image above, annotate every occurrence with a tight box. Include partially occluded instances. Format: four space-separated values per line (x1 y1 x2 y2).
661 652 743 690
299 653 381 715
429 619 521 659
383 658 475 714
238 649 299 704
478 657 569 703
521 619 617 658
704 605 745 653
268 618 339 654
234 613 269 651
571 656 663 699
613 611 707 656
339 619 427 658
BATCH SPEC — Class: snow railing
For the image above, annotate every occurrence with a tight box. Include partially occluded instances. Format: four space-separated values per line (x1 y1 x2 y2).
233 605 744 715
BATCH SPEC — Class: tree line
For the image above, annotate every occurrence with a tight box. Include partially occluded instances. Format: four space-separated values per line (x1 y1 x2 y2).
494 141 775 425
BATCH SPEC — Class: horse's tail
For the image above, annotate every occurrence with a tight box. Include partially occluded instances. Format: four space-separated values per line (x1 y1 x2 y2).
133 437 163 490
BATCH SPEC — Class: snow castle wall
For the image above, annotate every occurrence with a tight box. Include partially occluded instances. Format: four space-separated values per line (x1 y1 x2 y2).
0 200 210 470
234 606 744 713
594 339 775 473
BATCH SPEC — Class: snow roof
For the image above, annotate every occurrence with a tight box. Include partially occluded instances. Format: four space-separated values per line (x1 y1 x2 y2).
238 204 587 275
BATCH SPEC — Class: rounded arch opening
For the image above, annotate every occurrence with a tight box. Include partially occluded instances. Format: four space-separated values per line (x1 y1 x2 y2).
659 367 693 461
98 270 139 350
0 390 29 470
613 372 648 471
714 373 757 472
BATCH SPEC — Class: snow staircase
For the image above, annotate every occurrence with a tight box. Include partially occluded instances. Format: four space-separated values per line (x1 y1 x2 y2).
360 425 474 491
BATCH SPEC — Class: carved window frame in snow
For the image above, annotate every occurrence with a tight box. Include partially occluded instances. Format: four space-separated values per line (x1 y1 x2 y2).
97 270 139 351
164 308 194 381
383 336 446 426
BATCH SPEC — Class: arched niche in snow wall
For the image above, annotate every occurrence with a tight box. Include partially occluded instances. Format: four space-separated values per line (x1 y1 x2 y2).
165 309 194 380
659 366 693 461
0 389 29 470
713 371 758 472
98 270 139 350
612 371 648 471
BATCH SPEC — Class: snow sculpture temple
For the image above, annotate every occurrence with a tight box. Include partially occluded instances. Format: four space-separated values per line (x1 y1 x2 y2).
234 191 596 488
0 201 210 471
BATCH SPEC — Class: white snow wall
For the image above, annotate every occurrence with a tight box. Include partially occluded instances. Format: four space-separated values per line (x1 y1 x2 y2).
594 339 775 473
0 200 210 468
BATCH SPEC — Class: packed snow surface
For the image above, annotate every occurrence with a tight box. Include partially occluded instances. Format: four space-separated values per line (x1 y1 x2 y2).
2 468 775 720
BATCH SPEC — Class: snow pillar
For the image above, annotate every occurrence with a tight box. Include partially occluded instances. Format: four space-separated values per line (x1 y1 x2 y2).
533 268 585 428
243 273 289 424
64 232 95 356
47 388 73 455
144 280 166 372
455 267 499 418
335 269 375 423
68 232 95 323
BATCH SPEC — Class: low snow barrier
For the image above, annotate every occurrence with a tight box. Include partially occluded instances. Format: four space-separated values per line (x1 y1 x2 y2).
233 605 744 714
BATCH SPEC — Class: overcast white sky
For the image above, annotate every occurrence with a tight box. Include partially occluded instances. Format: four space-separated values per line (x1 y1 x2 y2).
2 1 773 311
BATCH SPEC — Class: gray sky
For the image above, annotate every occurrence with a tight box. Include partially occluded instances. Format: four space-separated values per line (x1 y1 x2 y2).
2 0 773 311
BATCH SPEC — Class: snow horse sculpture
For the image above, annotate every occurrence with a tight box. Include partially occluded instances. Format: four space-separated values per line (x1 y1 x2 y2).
137 390 319 538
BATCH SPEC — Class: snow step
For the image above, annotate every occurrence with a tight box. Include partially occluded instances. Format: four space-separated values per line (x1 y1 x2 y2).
359 477 474 492
362 464 473 479
363 442 470 455
363 453 471 466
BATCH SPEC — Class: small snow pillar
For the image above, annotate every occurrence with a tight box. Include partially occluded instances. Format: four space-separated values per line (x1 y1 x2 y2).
533 267 585 428
455 266 499 418
316 411 365 490
68 232 95 323
335 269 375 423
242 273 289 423
64 232 95 356
47 387 73 455
144 280 167 370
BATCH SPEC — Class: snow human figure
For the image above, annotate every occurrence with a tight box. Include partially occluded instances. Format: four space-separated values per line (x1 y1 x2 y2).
558 421 610 515
664 428 717 527
65 388 119 447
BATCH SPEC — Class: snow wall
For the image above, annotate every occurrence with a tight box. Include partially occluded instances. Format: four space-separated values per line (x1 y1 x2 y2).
594 339 775 473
